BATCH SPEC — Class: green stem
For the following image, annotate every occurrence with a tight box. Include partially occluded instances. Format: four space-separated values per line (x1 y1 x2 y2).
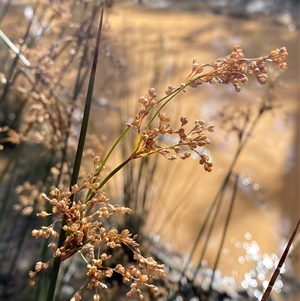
85 155 133 203
46 6 104 301
147 86 184 127
84 126 131 203
96 127 131 176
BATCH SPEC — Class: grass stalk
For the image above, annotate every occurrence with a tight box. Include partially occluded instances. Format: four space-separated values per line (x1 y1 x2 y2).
0 0 11 22
0 0 39 104
45 5 105 301
84 126 131 203
207 173 239 298
183 108 265 282
54 5 102 185
191 188 224 283
261 218 300 301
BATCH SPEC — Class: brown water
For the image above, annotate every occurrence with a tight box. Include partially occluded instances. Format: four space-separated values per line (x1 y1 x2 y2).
98 1 300 298
2 1 298 299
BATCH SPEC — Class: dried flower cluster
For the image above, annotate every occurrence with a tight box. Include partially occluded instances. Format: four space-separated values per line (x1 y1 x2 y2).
0 1 106 151
126 45 288 173
0 126 23 150
14 181 44 215
184 45 288 92
30 159 165 299
24 41 288 300
129 88 214 171
0 0 290 298
213 63 284 143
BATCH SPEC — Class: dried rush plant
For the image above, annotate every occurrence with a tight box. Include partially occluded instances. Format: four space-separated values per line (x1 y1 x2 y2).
0 3 292 300
0 2 112 299
174 70 299 301
27 14 289 300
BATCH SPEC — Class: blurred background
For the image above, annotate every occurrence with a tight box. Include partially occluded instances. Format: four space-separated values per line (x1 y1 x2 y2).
1 0 299 300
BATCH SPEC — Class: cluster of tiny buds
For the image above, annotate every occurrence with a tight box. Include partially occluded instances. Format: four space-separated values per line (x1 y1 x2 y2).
131 88 158 131
29 261 50 286
31 226 59 240
138 87 157 108
131 111 214 171
86 255 113 290
30 176 134 284
267 47 288 69
114 252 165 300
165 85 175 96
83 247 164 300
184 45 288 92
199 154 213 172
171 117 214 171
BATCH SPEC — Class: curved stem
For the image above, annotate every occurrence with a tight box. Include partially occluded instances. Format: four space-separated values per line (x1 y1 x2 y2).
96 127 131 176
84 126 131 203
97 156 132 190
85 155 133 203
147 86 184 127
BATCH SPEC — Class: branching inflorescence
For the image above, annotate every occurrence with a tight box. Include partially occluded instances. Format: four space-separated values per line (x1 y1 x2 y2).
184 45 288 92
129 87 214 171
29 45 288 300
30 157 165 300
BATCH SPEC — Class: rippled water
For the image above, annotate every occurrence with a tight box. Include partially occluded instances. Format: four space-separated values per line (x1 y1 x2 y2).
101 2 299 299
1 1 298 300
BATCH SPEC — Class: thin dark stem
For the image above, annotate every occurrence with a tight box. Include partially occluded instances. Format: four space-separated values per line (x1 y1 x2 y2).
182 109 264 280
46 6 104 301
207 174 239 298
69 7 104 194
191 192 223 283
56 8 100 186
261 218 300 301
0 0 39 104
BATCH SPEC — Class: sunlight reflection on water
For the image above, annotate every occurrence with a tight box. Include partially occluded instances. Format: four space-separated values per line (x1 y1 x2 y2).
99 2 299 298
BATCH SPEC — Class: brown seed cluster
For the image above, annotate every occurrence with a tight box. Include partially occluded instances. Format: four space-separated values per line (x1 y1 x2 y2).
173 117 214 171
131 87 158 133
128 45 288 172
31 182 132 261
0 126 22 150
13 181 45 215
184 45 288 92
27 44 288 300
129 88 214 171
120 253 165 300
29 164 164 300
85 251 165 301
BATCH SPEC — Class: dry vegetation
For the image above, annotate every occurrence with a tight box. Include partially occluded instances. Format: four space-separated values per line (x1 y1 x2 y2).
0 1 299 301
